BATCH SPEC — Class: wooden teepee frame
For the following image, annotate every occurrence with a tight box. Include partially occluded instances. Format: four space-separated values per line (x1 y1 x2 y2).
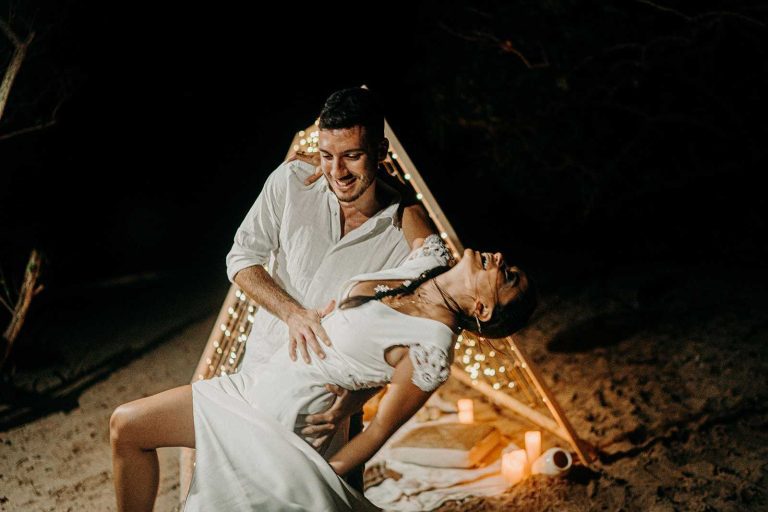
179 116 594 502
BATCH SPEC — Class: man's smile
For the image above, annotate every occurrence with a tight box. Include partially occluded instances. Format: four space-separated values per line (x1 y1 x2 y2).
334 176 357 190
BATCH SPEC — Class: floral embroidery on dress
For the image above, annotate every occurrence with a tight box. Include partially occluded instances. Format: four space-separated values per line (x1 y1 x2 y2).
406 234 454 266
374 284 392 294
408 344 451 392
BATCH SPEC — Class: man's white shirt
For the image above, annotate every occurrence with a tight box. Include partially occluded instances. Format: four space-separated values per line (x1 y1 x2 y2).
226 159 412 372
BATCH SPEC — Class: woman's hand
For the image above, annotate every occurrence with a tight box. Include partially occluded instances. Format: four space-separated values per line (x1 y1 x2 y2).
285 150 323 186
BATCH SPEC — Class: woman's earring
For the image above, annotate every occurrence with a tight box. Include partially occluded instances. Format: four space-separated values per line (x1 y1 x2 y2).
475 314 482 334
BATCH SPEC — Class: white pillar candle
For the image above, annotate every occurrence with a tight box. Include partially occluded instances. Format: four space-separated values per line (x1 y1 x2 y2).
524 431 542 468
457 399 474 424
501 449 527 485
510 448 528 474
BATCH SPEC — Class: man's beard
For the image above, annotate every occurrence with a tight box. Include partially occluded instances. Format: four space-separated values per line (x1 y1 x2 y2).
326 173 375 203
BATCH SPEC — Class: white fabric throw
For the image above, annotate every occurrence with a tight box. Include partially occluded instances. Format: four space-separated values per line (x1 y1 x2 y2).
365 415 511 511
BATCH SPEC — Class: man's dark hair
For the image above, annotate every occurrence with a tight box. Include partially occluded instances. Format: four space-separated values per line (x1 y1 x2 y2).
318 88 384 146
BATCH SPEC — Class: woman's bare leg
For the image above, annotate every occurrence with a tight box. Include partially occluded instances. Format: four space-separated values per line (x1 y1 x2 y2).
110 384 195 512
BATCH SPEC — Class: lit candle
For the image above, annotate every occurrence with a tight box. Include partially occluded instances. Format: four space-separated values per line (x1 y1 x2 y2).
457 399 474 424
525 431 542 469
501 449 527 485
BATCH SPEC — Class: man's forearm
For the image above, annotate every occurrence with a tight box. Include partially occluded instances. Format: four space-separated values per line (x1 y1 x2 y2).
233 265 303 322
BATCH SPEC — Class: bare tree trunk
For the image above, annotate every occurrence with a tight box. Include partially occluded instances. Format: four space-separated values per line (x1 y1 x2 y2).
0 17 35 123
1 250 44 370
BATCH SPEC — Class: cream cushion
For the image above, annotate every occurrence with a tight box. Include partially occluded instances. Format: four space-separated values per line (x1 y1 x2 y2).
389 423 500 468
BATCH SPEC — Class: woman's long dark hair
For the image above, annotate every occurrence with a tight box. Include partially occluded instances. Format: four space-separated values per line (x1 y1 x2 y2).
339 264 537 340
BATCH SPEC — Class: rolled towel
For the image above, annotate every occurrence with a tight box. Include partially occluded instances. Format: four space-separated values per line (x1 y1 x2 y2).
531 447 573 476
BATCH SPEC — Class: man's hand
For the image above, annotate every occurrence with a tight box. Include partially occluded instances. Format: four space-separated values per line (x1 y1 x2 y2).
285 150 324 186
301 385 383 450
287 299 335 363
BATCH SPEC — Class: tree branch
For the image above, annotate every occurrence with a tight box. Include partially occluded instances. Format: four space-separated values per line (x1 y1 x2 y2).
2 250 43 370
0 15 36 123
0 117 57 141
0 95 63 141
633 0 692 21
499 40 550 69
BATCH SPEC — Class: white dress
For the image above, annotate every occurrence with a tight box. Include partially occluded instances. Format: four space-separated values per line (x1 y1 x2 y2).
183 236 456 511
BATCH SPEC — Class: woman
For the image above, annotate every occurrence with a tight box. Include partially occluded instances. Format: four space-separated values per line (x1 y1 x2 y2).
110 235 536 511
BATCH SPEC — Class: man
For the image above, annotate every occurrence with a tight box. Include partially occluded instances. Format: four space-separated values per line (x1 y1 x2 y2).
226 87 435 486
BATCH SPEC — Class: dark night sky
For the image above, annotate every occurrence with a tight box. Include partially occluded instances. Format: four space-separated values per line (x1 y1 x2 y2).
2 1 767 289
1 1 450 283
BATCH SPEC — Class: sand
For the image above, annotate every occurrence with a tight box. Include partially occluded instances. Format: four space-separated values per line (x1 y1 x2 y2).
0 314 213 512
1 263 767 511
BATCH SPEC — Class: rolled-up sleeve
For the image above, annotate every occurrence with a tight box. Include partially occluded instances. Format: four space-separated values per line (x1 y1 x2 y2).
225 164 288 283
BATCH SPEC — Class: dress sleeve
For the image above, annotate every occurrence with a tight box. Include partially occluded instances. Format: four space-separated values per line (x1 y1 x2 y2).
405 233 454 267
408 344 452 392
225 164 289 283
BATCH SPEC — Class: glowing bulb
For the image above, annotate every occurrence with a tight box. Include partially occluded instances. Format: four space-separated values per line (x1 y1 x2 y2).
440 232 448 239
416 193 423 200
403 173 411 180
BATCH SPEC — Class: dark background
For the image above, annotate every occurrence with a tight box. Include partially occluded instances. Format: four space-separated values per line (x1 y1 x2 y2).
1 1 767 417
3 0 765 285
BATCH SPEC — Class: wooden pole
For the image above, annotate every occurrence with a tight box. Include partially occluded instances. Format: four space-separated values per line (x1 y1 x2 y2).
508 338 595 464
451 367 566 438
